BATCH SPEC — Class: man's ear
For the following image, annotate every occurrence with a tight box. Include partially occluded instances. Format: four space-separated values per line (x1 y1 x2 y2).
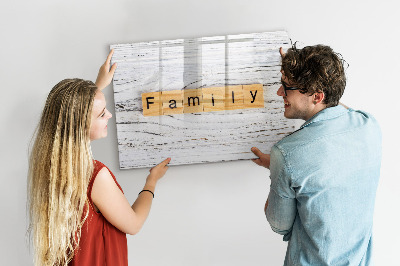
313 92 325 105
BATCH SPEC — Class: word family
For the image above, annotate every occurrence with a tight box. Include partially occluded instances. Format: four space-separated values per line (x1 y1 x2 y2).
141 84 264 116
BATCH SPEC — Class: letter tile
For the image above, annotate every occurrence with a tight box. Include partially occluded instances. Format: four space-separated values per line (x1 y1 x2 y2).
243 84 264 109
202 87 225 112
162 90 183 115
142 92 162 116
224 85 244 110
184 89 203 113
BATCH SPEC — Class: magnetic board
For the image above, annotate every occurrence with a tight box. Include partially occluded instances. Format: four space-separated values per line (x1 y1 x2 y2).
110 31 296 169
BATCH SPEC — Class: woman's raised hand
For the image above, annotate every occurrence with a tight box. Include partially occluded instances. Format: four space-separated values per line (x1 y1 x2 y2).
95 49 117 90
146 158 171 186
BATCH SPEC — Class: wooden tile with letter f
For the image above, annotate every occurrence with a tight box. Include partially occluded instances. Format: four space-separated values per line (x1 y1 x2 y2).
142 92 162 116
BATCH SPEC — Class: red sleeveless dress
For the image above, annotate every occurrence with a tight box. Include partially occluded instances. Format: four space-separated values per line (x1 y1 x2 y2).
69 160 128 266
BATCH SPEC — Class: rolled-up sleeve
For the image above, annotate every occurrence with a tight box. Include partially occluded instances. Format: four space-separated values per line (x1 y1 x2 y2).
266 145 297 241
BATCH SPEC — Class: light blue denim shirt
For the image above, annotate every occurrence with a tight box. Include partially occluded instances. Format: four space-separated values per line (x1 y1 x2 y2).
266 105 382 266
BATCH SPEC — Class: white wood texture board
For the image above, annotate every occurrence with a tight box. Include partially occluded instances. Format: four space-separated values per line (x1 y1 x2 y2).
110 31 296 169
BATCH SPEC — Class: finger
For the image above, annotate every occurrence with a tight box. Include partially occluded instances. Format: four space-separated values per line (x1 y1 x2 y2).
251 147 263 157
155 158 171 168
279 47 285 58
110 63 117 75
161 158 171 166
106 49 114 65
251 158 262 166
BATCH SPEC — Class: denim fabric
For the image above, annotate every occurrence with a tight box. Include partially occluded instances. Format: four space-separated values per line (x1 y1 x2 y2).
266 105 382 266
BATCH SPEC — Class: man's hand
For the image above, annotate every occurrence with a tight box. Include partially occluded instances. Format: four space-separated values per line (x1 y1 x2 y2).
251 147 271 169
95 49 117 90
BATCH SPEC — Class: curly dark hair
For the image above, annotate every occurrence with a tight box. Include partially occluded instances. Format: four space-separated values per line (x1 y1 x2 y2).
281 43 347 107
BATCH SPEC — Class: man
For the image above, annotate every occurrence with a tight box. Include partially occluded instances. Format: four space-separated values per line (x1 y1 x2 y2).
251 45 381 265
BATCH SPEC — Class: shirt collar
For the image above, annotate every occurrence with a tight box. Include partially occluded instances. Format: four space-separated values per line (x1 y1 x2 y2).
300 105 349 129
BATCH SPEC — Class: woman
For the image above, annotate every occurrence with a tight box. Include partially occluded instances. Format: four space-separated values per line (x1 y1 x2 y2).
27 50 170 266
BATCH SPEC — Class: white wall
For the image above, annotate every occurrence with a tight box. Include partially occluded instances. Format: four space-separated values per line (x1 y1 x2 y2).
1 0 398 265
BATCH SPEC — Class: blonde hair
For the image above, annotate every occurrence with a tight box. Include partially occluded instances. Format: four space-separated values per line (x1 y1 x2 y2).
28 79 98 265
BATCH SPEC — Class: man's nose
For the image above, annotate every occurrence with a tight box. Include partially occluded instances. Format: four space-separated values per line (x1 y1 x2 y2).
277 85 285 96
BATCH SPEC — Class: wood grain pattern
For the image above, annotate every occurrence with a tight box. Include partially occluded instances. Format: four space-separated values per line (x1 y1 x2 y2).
110 31 296 169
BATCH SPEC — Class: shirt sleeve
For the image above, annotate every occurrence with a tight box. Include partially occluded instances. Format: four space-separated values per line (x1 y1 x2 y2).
266 145 297 241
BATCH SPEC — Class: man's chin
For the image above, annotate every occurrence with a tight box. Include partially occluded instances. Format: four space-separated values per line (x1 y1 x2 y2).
284 112 300 120
283 111 293 119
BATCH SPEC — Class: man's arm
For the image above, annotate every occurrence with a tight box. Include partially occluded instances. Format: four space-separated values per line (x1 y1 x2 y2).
251 145 296 238
266 188 296 238
265 146 297 239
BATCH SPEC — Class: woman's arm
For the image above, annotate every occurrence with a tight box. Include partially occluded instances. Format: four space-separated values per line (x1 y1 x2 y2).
91 158 171 235
95 49 117 90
